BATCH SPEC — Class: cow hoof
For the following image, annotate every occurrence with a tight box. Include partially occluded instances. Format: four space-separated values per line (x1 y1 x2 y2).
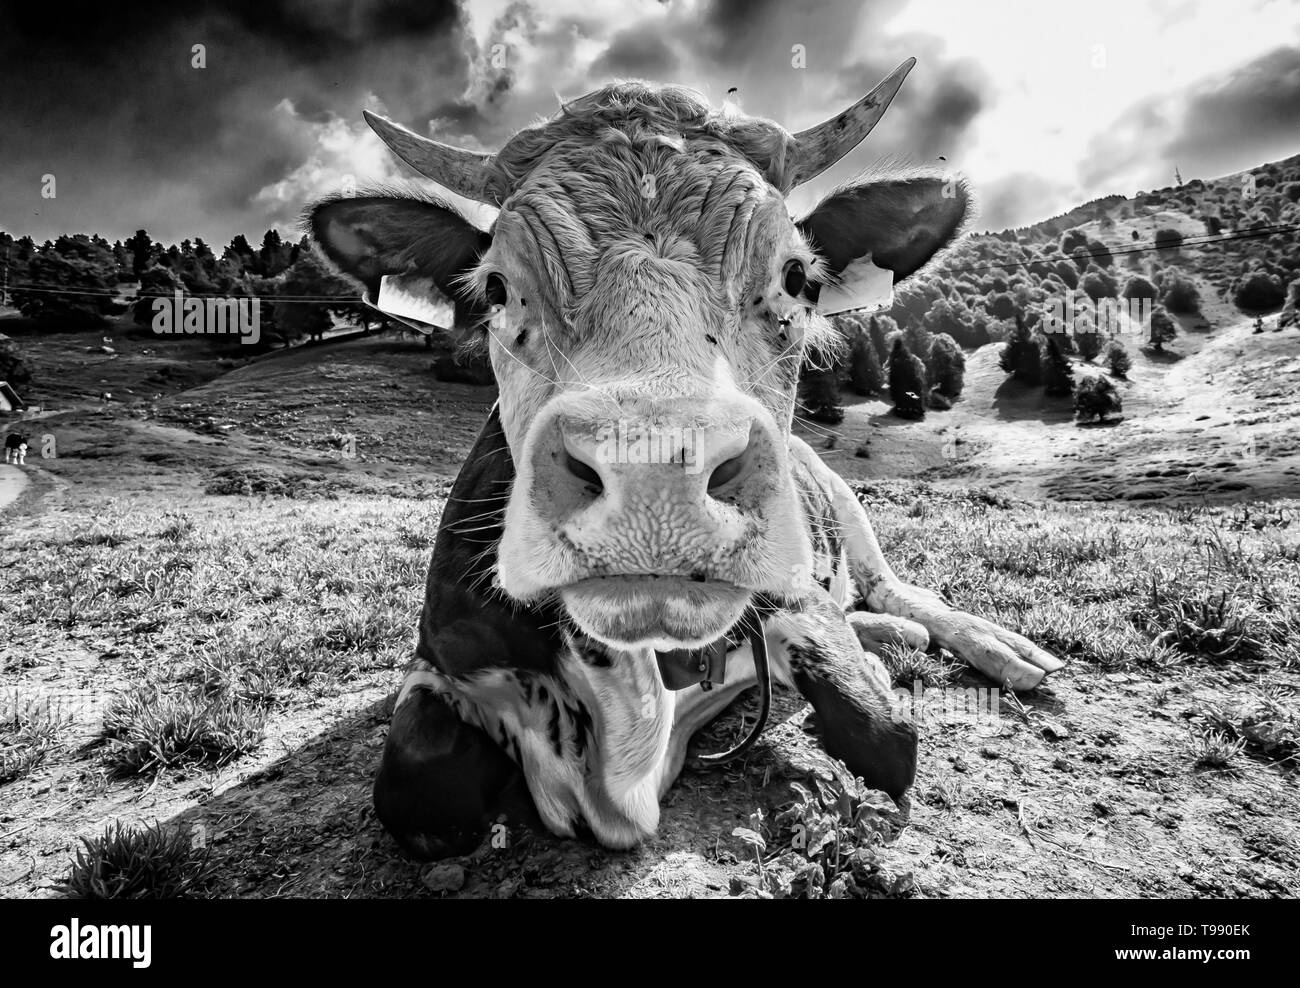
847 610 930 653
374 683 533 861
939 612 1064 691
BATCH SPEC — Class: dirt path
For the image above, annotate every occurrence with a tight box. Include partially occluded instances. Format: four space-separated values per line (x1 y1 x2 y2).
0 463 28 511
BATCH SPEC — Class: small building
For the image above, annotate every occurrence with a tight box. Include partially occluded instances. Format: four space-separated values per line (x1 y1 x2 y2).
0 381 26 414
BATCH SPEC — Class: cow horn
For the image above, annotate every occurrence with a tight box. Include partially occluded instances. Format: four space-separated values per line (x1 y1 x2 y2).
362 109 502 204
786 57 916 189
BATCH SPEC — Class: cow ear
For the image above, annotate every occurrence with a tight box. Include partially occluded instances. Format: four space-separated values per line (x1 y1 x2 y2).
798 172 972 311
308 195 492 309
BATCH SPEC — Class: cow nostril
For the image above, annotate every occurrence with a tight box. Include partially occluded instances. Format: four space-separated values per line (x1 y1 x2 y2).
708 450 749 492
563 450 603 492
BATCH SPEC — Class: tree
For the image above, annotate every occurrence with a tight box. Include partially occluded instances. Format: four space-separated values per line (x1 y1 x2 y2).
999 315 1042 385
1147 304 1177 351
1073 318 1105 362
0 333 31 385
258 230 293 278
888 338 927 419
858 313 892 361
1102 339 1132 378
133 265 182 325
798 362 844 423
1042 336 1074 396
1074 375 1123 422
125 229 154 279
10 235 124 326
275 249 353 342
928 332 966 398
224 234 257 274
1279 277 1300 330
847 326 885 395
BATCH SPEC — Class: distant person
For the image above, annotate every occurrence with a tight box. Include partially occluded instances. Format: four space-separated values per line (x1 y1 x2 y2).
4 432 28 465
1253 316 1264 334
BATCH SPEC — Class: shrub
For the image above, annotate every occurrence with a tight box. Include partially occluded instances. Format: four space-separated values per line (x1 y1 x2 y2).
1154 228 1183 253
927 333 966 398
1053 260 1079 290
1233 271 1286 311
1160 272 1201 315
988 292 1018 321
1121 275 1158 301
1086 238 1113 268
1074 375 1123 422
1079 266 1118 301
1060 228 1089 257
1103 339 1132 378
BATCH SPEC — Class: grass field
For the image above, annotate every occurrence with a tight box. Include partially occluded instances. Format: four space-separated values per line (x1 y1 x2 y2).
2 279 1299 897
2 477 1296 898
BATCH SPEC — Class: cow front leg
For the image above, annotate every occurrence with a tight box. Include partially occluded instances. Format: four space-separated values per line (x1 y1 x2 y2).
769 595 919 799
374 662 537 861
843 493 1062 689
789 437 1063 691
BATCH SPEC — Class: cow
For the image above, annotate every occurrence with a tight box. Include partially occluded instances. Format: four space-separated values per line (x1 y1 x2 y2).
309 59 1063 859
3 432 27 465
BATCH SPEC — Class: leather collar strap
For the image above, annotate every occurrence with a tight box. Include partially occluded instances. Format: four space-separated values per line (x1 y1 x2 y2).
652 608 771 766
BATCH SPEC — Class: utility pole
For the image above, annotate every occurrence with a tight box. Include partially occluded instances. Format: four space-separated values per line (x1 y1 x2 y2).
1 243 9 309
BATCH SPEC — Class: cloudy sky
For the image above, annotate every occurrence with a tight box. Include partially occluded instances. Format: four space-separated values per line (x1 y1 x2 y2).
2 0 1297 247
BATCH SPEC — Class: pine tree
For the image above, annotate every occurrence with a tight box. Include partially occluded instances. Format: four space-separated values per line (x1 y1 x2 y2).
1148 304 1177 351
848 328 886 395
888 338 927 419
928 332 966 398
999 314 1042 385
1103 339 1132 379
1042 336 1075 396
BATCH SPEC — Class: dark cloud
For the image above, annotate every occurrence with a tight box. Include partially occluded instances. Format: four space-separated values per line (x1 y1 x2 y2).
1079 45 1300 193
590 28 679 79
1164 45 1300 176
0 0 470 244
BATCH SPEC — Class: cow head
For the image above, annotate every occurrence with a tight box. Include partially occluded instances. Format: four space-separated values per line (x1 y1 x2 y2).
311 60 971 652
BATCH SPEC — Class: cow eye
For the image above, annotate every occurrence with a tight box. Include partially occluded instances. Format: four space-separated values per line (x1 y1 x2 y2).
782 259 806 297
485 273 508 307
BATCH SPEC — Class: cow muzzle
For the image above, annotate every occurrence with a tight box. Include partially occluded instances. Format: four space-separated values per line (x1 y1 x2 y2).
497 391 811 649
